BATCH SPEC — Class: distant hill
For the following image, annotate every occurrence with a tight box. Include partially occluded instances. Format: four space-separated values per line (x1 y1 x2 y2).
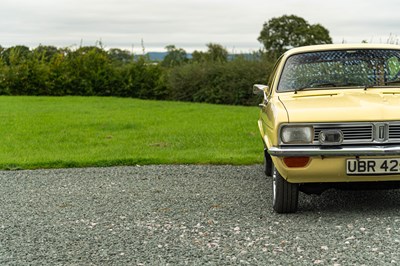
146 52 168 61
143 52 254 62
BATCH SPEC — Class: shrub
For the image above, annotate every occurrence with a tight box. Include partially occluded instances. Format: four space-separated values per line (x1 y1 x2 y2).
167 55 273 105
118 57 167 99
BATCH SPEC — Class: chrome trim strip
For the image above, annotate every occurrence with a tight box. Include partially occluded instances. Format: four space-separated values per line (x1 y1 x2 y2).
268 145 400 157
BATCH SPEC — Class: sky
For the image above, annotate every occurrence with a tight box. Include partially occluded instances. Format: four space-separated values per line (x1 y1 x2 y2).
1 0 400 53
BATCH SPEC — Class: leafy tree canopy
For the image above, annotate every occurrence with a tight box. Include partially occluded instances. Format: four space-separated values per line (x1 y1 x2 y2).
33 45 59 62
258 14 332 56
108 48 132 64
161 45 187 67
192 43 228 63
1 45 31 65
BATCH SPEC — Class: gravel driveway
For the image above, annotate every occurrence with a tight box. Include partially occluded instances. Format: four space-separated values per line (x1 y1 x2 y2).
1 165 400 265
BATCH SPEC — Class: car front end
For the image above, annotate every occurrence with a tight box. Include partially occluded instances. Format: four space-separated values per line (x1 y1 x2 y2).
255 44 400 213
270 89 400 183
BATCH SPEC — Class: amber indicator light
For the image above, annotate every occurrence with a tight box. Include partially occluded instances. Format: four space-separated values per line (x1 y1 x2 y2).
283 157 310 168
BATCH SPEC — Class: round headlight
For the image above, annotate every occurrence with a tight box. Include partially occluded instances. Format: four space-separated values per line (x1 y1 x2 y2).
281 126 313 144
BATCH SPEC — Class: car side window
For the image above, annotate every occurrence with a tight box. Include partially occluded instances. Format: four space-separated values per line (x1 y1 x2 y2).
267 56 284 93
387 56 400 80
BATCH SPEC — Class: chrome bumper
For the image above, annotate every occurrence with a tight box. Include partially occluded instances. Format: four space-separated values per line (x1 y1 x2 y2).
268 145 400 157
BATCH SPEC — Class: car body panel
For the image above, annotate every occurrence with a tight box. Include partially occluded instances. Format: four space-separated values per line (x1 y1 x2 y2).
258 97 288 147
278 89 400 123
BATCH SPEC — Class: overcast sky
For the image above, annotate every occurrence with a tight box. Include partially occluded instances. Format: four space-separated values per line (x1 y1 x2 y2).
1 0 399 53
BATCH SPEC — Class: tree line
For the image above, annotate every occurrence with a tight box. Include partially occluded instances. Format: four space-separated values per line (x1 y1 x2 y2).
0 15 332 105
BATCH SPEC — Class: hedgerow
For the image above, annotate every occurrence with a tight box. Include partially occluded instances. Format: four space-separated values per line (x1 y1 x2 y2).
0 44 272 105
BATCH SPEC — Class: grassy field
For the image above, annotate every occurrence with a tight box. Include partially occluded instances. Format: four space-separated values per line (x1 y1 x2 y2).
0 96 263 169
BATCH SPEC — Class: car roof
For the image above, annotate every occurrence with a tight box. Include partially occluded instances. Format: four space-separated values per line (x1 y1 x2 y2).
284 43 400 57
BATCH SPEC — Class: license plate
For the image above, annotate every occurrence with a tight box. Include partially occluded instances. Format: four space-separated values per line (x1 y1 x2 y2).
347 158 400 175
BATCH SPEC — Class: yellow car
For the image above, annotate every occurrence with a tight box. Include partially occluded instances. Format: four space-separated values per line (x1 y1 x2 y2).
254 44 400 213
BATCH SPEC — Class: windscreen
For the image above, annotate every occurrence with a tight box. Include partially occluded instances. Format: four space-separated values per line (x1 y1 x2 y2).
278 49 400 92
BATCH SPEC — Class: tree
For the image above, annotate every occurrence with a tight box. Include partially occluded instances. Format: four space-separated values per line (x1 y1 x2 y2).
2 45 31 65
33 45 59 62
191 50 206 63
192 43 228 63
205 43 228 63
108 48 132 64
258 15 332 56
161 45 187 67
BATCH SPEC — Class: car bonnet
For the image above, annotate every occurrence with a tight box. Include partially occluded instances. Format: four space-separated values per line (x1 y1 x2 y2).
278 89 400 123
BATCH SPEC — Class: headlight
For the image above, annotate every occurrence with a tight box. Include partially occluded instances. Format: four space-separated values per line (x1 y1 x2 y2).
281 126 313 144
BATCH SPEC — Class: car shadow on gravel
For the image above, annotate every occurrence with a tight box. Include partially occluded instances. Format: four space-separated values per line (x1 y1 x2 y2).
299 188 400 214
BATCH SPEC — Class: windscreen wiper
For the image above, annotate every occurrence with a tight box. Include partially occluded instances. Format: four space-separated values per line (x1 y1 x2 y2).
385 78 400 85
363 79 400 90
294 81 371 93
294 82 337 94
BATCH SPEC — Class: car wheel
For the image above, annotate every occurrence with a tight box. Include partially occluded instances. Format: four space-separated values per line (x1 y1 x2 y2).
263 148 272 177
272 164 299 213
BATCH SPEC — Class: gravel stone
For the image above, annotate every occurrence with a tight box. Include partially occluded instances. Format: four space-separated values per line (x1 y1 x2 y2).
0 165 400 265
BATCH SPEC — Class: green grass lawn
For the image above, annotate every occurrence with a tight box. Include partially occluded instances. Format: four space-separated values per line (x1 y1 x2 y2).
0 96 263 169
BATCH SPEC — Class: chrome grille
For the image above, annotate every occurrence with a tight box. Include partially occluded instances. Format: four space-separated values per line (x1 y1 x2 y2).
280 122 400 146
313 124 373 144
389 124 400 140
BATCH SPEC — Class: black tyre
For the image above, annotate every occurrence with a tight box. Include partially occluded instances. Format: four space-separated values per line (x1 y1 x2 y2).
263 148 272 177
272 164 299 213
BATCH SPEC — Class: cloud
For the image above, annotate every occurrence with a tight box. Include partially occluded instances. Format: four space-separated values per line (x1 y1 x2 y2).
0 0 400 51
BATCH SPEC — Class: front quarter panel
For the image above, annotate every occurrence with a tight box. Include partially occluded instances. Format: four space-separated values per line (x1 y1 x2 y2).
258 96 288 149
